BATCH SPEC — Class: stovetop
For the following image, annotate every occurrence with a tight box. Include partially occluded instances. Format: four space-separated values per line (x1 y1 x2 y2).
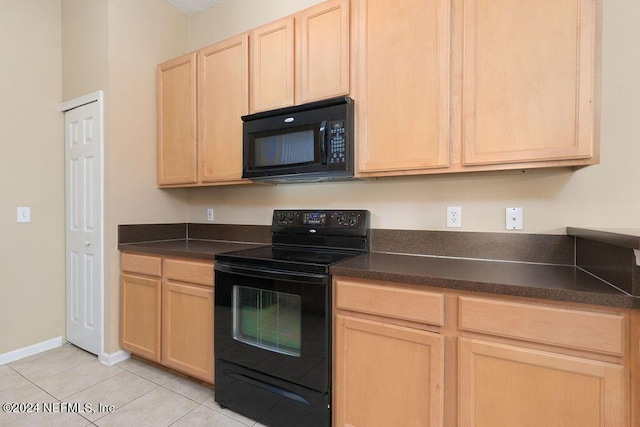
215 244 363 275
215 209 370 275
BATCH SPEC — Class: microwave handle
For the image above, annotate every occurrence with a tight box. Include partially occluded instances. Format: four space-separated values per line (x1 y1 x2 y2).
319 120 328 164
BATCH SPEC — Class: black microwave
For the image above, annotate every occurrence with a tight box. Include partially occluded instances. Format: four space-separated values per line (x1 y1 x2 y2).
242 96 354 183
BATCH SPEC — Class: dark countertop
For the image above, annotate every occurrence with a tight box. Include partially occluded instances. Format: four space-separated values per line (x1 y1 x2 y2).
331 252 639 309
118 237 639 310
118 239 266 261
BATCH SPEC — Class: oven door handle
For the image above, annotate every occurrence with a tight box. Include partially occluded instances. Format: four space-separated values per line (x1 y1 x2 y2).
215 263 328 284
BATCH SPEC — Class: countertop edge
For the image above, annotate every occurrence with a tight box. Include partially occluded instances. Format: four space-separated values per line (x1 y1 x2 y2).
330 265 639 310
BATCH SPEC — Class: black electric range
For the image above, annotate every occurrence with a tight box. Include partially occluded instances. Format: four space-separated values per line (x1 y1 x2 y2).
214 209 369 427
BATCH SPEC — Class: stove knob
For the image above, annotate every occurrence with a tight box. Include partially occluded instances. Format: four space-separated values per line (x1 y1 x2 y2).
287 212 296 222
335 213 346 224
347 213 359 225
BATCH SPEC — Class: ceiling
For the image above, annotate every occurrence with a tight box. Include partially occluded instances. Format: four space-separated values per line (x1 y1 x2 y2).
164 0 223 16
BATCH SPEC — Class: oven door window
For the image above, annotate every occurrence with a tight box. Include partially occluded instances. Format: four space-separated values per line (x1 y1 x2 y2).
233 286 302 357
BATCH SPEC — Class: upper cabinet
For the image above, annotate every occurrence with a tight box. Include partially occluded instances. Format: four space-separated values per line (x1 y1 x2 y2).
354 0 601 177
198 34 249 184
157 0 601 185
158 0 350 187
250 0 350 113
297 0 350 104
250 16 295 113
157 35 249 188
353 0 451 175
461 0 598 166
157 53 198 186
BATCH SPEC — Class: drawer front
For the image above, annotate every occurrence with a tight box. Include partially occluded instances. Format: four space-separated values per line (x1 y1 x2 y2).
459 296 625 356
121 253 162 277
335 278 444 326
164 258 214 287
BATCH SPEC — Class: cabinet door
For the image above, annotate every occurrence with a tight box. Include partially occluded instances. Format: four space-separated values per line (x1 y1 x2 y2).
355 0 450 175
462 0 597 165
157 53 198 186
458 338 627 427
297 0 350 104
162 281 214 383
120 273 162 362
250 16 294 113
334 314 444 427
199 34 249 184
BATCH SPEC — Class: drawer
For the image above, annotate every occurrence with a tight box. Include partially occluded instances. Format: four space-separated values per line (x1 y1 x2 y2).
459 296 625 356
335 278 444 326
164 258 214 287
121 253 162 277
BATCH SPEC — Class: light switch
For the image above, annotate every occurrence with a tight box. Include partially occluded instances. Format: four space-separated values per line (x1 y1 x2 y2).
17 207 31 223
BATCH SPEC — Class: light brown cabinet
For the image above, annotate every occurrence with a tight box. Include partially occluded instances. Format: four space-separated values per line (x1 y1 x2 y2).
354 0 601 177
458 339 625 427
157 34 249 188
162 258 214 383
198 34 249 185
333 277 632 426
250 0 350 113
120 253 163 362
120 263 162 362
353 0 451 175
120 253 215 384
457 296 628 427
157 53 197 186
333 278 445 427
460 0 598 167
250 16 294 113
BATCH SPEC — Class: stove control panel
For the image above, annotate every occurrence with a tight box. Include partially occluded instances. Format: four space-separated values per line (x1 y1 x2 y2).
273 210 369 233
272 209 369 249
303 212 326 225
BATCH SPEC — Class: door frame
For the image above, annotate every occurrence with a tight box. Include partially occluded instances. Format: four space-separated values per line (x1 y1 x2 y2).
60 90 105 362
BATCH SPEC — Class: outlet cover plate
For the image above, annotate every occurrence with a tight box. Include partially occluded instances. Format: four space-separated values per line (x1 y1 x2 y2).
506 207 523 230
446 206 462 228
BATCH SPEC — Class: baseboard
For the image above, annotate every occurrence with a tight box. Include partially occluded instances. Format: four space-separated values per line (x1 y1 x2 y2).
99 349 130 366
0 336 63 365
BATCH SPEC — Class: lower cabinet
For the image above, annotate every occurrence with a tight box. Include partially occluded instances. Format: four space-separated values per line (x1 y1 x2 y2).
334 315 444 427
333 277 633 427
333 278 445 427
120 273 162 362
458 338 626 427
120 253 215 384
162 281 214 382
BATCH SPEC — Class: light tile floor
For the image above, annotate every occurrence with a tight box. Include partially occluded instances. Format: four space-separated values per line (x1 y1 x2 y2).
0 343 266 427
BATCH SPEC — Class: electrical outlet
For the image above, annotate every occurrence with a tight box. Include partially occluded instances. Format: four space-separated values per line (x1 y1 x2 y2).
446 206 462 228
206 208 214 222
506 207 523 230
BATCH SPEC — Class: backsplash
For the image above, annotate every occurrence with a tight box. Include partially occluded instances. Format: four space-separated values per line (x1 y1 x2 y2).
119 223 575 265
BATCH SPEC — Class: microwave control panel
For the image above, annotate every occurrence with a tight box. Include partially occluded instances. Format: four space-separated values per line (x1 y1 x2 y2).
328 120 346 164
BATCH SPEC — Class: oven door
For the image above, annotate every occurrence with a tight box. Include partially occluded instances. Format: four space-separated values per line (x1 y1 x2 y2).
214 263 331 427
214 263 330 392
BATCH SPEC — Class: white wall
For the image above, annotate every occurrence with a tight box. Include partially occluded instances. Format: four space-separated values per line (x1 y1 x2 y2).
187 0 323 51
185 0 640 234
0 0 64 354
61 0 189 354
